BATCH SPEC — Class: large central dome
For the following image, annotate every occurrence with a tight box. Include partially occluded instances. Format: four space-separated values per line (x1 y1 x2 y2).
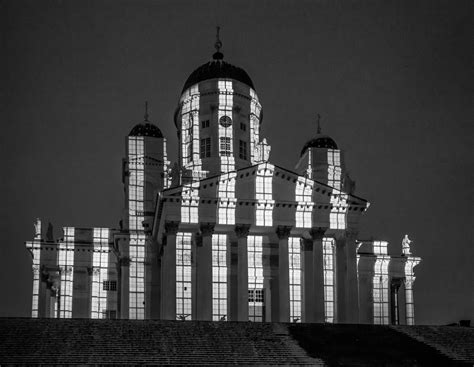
182 53 255 93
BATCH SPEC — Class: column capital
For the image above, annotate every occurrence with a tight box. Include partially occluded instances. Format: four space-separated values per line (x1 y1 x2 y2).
334 235 345 247
391 278 403 290
200 222 215 237
119 256 131 267
235 224 251 239
309 227 327 241
345 228 359 240
301 238 313 252
276 225 292 240
164 221 180 235
194 232 203 247
404 276 416 288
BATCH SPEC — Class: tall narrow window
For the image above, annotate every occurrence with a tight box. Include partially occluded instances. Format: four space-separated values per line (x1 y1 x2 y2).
255 167 273 226
248 236 264 322
91 228 110 319
249 89 262 164
329 193 348 230
212 234 228 321
373 256 390 325
218 80 235 172
295 178 313 228
240 122 247 131
327 150 342 189
181 85 200 170
239 140 247 160
323 238 335 323
129 233 146 319
220 137 231 156
289 237 302 322
28 242 41 318
180 183 199 224
59 227 75 318
200 137 211 158
128 137 145 231
217 173 236 225
201 120 209 128
176 232 192 320
128 136 146 320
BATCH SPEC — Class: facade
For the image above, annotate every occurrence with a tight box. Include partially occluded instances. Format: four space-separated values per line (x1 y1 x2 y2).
25 40 421 325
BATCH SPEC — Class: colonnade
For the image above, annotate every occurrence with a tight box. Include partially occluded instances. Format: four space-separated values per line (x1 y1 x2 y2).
159 221 360 323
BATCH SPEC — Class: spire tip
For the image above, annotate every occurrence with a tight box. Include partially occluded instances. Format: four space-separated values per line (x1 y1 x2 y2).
144 101 149 122
213 26 224 60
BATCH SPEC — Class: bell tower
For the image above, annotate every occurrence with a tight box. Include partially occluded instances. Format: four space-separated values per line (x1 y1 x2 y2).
120 103 170 319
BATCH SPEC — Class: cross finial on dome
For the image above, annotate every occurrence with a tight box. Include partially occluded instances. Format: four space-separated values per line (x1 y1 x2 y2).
215 26 222 52
213 26 224 60
316 114 321 134
144 101 149 122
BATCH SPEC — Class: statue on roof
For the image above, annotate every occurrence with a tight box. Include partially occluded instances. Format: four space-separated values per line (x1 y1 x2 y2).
402 234 412 255
46 222 54 242
34 218 41 239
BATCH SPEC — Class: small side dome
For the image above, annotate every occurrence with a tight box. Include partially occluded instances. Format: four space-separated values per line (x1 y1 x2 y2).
129 123 163 138
301 135 338 156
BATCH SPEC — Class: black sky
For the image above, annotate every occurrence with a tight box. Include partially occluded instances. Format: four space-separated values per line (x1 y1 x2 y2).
1 0 472 324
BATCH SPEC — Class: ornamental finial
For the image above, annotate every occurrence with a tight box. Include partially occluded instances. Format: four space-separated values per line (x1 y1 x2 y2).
215 26 222 52
316 114 321 134
213 26 224 60
144 101 149 122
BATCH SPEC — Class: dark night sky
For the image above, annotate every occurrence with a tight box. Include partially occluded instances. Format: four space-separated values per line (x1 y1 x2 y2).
1 0 472 324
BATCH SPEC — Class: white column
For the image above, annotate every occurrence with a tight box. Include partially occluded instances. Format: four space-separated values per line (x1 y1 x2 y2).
276 226 291 322
235 224 250 321
161 221 178 320
310 228 326 323
196 223 214 321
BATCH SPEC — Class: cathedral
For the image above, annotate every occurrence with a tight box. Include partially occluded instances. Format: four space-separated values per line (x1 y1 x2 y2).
25 35 421 325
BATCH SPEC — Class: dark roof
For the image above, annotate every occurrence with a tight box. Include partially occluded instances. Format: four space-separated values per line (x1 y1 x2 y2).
182 59 255 93
1 318 472 366
301 135 338 156
129 123 163 138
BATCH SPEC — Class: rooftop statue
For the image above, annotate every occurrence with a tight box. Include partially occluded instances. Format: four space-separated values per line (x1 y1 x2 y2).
402 234 412 255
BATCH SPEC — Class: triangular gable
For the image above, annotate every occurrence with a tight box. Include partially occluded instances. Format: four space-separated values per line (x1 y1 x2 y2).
159 162 368 207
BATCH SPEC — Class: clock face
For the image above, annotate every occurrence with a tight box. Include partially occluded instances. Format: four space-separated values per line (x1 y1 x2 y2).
219 115 232 128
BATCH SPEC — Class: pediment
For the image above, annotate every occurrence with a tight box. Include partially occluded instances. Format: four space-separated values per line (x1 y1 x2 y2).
160 162 368 208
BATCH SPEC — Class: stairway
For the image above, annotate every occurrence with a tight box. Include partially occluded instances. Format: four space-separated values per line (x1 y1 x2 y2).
0 318 321 365
392 325 474 365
